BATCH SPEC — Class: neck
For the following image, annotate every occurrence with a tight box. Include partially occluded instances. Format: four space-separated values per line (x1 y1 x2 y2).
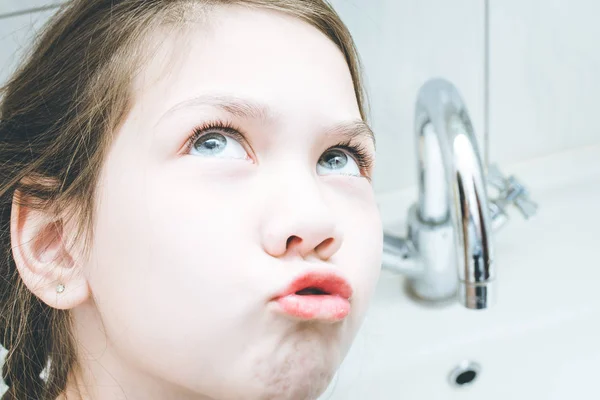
59 302 214 400
56 370 87 400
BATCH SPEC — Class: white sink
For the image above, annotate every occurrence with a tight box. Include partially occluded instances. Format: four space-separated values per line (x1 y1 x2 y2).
320 144 600 400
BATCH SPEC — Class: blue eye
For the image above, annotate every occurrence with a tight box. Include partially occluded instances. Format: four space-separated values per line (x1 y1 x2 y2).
317 149 361 176
193 133 226 154
187 125 249 160
185 121 374 180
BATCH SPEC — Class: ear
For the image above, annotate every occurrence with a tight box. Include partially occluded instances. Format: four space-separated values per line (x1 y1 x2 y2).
10 190 90 310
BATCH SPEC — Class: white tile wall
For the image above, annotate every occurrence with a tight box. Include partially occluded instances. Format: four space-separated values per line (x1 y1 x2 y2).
330 0 485 193
0 8 58 85
0 0 62 16
489 0 600 165
0 347 5 396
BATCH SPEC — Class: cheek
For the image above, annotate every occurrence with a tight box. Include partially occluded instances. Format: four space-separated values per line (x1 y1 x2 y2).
342 190 383 313
84 170 274 390
86 161 258 341
353 208 383 304
329 179 382 273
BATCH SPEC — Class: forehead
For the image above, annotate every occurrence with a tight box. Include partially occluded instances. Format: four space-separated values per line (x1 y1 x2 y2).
131 5 361 124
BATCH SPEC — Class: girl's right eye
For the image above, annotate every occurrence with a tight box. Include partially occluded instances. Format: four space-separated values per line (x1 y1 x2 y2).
188 125 250 160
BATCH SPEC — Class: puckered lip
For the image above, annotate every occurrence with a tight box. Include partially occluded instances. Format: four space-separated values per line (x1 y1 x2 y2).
271 269 353 300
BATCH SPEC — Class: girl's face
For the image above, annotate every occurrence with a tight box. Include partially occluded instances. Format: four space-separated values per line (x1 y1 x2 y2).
77 6 382 400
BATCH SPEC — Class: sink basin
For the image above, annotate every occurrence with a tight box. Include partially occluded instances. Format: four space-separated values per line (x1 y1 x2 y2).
320 144 600 400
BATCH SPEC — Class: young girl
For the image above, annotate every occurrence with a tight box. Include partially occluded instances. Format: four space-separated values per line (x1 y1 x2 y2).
0 1 383 399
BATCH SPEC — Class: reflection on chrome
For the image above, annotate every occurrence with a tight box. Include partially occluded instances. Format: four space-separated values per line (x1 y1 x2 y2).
382 79 537 310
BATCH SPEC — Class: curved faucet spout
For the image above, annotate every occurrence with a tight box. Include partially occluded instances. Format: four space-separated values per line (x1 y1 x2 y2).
414 78 495 309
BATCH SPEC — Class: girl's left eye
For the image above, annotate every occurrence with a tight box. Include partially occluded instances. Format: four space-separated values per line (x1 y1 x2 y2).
185 122 373 179
317 140 374 179
317 149 361 177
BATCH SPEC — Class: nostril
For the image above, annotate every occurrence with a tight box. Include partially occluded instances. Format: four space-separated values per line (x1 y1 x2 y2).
316 237 334 251
286 236 301 249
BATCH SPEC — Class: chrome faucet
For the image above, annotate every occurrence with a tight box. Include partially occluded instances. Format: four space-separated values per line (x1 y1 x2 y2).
382 78 537 310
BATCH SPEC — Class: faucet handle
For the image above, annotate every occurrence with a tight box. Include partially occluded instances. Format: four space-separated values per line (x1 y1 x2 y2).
487 164 508 192
486 164 538 221
513 191 538 219
489 200 509 231
503 175 538 220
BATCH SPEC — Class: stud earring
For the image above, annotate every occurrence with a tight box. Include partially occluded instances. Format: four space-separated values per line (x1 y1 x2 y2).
56 284 65 294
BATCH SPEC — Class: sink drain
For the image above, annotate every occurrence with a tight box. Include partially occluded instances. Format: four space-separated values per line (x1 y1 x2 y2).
448 361 481 387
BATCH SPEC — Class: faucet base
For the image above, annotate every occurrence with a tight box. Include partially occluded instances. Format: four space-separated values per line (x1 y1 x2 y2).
403 279 457 308
384 205 497 309
406 204 458 302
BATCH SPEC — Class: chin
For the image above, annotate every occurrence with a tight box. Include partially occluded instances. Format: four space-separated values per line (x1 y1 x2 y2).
251 361 336 400
246 326 345 400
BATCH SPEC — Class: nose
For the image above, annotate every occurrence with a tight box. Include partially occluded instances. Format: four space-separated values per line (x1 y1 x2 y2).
260 173 343 261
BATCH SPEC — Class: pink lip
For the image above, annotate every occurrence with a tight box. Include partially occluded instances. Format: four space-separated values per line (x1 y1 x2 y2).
271 271 353 322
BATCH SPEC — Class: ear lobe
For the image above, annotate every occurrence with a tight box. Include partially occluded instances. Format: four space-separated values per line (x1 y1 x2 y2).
10 191 90 310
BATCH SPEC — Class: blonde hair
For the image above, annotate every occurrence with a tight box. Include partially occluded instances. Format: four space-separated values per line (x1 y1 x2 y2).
0 1 366 398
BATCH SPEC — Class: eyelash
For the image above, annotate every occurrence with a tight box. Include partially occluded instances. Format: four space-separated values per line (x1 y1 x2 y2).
184 120 375 178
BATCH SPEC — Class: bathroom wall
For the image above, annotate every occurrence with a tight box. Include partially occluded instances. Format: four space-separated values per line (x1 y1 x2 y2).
332 0 600 193
329 0 485 193
0 4 59 84
489 0 600 165
1 0 61 16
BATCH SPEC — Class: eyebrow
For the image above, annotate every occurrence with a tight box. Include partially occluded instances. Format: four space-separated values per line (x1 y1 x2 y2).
156 94 376 148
